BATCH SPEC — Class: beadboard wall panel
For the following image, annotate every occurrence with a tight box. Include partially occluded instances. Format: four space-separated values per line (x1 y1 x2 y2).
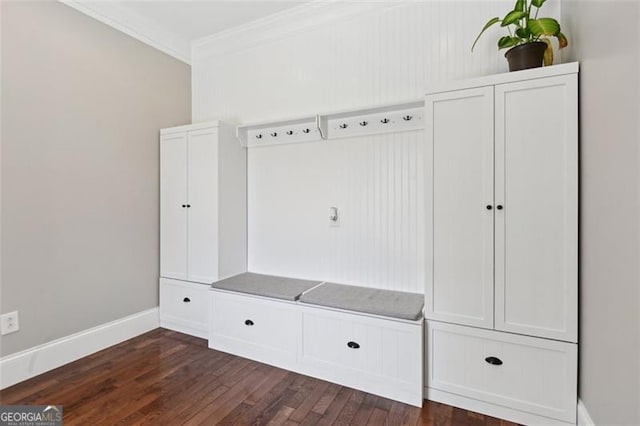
192 0 560 293
248 132 424 293
192 1 562 123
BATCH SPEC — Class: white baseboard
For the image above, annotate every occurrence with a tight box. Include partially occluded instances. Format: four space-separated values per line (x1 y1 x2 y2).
577 399 596 426
0 307 159 389
426 387 576 426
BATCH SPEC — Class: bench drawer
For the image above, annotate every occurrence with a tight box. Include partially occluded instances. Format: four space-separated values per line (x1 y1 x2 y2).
209 290 299 369
427 321 577 423
299 306 423 406
160 278 209 338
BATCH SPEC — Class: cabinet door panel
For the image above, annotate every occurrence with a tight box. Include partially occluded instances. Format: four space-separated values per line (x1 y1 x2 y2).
425 87 494 329
187 129 219 283
494 75 578 342
160 134 188 280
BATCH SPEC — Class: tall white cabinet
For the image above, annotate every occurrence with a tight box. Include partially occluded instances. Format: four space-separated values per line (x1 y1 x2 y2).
160 121 247 337
424 64 578 425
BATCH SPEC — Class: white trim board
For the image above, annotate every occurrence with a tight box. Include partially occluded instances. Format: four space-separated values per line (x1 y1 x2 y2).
426 388 576 426
60 0 191 64
0 308 159 390
577 399 596 426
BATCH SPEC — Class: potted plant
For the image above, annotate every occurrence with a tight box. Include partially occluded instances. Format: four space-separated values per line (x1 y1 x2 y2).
472 0 568 71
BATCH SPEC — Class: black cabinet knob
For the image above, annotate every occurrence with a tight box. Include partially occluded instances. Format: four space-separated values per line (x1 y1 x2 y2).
485 356 503 366
496 205 503 210
244 319 254 326
181 204 186 208
347 341 360 349
486 205 493 210
183 297 190 303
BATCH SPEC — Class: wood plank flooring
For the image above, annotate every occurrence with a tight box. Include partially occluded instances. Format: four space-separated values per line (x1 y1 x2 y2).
0 328 518 425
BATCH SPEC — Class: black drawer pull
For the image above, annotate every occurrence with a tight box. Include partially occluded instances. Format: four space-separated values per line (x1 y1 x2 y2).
245 319 254 326
183 297 190 303
485 356 503 366
347 341 360 349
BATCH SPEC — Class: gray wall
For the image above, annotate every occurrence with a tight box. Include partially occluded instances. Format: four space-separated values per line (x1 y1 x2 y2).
562 1 640 424
0 1 191 356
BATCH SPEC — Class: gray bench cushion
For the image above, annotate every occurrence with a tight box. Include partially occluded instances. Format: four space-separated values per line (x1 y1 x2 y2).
299 282 424 320
211 272 321 301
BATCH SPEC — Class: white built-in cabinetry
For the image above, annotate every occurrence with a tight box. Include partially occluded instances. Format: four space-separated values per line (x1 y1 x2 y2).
209 289 424 406
159 121 247 337
424 63 578 425
298 303 423 406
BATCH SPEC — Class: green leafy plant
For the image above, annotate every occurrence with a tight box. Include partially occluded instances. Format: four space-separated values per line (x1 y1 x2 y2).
472 0 567 65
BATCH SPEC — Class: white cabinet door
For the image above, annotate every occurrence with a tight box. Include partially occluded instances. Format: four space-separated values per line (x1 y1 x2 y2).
425 87 495 329
187 128 219 283
494 75 578 342
160 133 188 280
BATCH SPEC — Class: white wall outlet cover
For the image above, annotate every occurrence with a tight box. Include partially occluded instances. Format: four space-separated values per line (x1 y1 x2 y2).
1 311 20 335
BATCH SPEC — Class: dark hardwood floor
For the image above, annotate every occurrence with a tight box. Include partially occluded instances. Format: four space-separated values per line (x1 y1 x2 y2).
0 328 518 425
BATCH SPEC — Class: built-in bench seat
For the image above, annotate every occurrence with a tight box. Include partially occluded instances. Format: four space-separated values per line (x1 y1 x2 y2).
299 282 424 321
211 272 320 301
208 272 424 406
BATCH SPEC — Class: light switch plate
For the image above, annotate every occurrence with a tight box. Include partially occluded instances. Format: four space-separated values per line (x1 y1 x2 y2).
329 207 340 227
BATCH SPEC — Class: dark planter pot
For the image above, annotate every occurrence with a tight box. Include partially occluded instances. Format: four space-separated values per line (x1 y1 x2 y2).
504 41 547 72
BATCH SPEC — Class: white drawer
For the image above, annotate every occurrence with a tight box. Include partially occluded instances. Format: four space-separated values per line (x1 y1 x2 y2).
209 290 299 369
426 321 577 423
299 306 423 406
159 278 209 338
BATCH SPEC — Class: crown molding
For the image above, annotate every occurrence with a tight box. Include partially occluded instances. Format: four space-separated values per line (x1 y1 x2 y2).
191 0 403 62
60 0 191 64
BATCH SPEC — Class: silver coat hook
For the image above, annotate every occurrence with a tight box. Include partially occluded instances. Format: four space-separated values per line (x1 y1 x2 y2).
381 118 390 124
286 130 293 135
270 132 278 137
359 121 368 126
302 128 310 134
256 134 263 139
403 115 413 121
339 123 348 129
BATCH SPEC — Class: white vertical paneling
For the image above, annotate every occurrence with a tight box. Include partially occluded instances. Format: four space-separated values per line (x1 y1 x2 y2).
248 132 424 293
192 1 562 123
192 0 560 294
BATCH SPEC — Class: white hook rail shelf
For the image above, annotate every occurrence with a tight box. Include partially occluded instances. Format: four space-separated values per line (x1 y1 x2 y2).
236 115 322 148
235 100 424 148
318 100 424 140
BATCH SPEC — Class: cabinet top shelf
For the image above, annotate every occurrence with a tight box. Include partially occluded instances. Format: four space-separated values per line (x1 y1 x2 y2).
425 62 579 95
160 120 227 135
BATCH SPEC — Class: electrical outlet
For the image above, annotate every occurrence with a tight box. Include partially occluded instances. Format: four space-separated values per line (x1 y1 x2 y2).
1 311 20 335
